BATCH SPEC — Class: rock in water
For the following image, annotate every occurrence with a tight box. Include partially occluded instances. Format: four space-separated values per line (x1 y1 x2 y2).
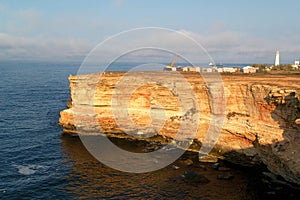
218 167 231 172
182 169 210 186
212 163 220 170
181 159 193 166
172 165 180 170
199 155 219 163
217 173 234 180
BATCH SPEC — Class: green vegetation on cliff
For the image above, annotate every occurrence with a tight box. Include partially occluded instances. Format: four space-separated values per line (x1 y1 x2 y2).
252 63 298 72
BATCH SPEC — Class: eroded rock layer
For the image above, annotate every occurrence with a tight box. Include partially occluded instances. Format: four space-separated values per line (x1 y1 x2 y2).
59 72 300 184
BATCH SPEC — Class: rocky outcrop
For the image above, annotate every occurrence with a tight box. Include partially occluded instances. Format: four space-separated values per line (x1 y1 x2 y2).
59 72 300 184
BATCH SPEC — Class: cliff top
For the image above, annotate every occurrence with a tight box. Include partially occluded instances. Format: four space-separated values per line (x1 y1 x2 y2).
70 71 300 89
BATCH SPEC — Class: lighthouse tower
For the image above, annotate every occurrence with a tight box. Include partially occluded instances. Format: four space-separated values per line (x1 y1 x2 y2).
275 51 280 66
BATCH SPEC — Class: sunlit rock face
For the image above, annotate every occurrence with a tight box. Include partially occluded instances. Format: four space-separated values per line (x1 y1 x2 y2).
59 72 300 184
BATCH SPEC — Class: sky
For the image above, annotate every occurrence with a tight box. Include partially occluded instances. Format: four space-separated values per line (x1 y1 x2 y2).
0 0 299 64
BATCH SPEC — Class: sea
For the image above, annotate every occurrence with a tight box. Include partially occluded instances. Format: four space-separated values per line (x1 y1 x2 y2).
0 61 287 199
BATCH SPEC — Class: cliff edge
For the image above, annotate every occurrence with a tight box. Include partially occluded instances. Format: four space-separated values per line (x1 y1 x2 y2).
59 71 300 184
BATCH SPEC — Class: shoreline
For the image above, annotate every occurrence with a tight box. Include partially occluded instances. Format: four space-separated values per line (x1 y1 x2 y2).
62 134 300 199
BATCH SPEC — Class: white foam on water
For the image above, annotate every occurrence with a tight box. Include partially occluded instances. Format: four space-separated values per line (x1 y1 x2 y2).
13 164 48 175
0 189 7 193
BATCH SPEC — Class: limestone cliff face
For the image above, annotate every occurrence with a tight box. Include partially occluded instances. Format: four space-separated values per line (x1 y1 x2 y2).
59 72 300 184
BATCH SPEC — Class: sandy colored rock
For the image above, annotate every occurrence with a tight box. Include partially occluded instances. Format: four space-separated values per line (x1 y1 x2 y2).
59 71 300 184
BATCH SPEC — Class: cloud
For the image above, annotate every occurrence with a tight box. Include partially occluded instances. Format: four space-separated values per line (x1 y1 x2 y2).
0 33 92 60
180 30 300 63
95 28 299 63
0 27 299 63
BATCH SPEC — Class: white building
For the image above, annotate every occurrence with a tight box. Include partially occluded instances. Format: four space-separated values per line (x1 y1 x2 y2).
206 68 213 73
243 66 256 73
275 51 280 66
217 68 223 73
171 67 177 71
223 67 236 73
292 60 299 69
188 67 197 72
215 67 237 73
182 67 188 72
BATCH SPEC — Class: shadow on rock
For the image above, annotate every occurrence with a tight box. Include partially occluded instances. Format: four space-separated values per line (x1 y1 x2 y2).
223 90 300 199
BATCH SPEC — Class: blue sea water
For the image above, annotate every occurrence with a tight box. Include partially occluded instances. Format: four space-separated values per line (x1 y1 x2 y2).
0 61 79 199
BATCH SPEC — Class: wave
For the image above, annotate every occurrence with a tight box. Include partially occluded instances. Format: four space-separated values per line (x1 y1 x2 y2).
12 164 48 175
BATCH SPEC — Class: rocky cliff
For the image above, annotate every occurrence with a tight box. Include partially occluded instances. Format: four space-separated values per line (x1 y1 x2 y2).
59 71 300 184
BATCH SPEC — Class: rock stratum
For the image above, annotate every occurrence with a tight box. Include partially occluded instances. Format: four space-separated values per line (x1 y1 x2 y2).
59 71 300 185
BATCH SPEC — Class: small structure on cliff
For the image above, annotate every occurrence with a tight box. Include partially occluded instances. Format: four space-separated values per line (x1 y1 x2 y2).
242 66 256 73
275 50 280 66
292 60 299 69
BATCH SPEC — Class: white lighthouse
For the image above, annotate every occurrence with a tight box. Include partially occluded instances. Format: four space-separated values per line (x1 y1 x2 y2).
275 51 280 66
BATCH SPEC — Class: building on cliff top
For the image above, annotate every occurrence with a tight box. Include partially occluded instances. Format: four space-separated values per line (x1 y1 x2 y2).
292 60 299 69
275 50 280 66
242 66 257 73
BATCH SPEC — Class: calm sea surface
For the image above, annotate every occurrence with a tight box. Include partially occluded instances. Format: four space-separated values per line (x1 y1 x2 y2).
0 61 268 199
0 62 79 199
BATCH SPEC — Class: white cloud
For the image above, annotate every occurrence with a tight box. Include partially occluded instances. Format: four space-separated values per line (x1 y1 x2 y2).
0 27 299 63
180 30 300 63
112 29 300 63
0 33 92 60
